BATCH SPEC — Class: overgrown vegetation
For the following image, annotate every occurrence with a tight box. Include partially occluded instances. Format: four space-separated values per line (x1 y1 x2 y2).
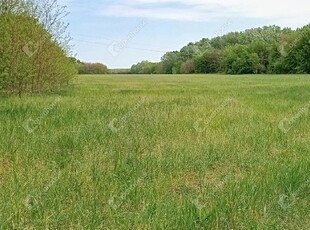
0 0 76 96
1 74 310 229
131 25 310 74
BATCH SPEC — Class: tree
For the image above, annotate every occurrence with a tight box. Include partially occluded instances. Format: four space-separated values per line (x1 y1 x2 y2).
179 43 199 62
161 51 181 74
129 24 308 75
0 13 42 95
250 41 271 73
78 63 108 74
194 49 222 73
131 61 160 74
268 41 287 74
180 60 194 74
285 26 310 73
0 0 76 96
222 45 260 74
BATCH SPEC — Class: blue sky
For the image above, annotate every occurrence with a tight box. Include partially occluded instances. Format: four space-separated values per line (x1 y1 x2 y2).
60 0 310 68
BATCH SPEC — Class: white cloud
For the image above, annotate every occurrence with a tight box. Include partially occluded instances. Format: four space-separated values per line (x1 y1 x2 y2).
102 0 310 27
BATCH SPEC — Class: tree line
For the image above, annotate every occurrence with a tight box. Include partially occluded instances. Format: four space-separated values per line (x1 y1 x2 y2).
131 25 310 75
70 58 131 75
70 58 108 74
0 0 76 97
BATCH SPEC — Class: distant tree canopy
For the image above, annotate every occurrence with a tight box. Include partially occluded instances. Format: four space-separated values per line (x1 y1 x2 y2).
109 69 131 74
131 25 310 75
76 62 108 74
0 0 76 96
131 61 161 74
222 45 260 74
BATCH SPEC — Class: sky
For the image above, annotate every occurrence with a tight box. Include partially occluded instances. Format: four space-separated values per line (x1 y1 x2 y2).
59 0 310 69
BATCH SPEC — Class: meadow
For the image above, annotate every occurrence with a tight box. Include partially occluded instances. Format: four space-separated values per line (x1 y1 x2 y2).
0 74 310 229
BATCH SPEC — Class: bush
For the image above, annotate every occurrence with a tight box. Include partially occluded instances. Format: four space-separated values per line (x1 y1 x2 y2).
0 0 76 96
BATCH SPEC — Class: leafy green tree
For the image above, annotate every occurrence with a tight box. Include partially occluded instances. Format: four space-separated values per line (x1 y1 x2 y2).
222 45 260 74
194 49 222 73
161 51 181 74
250 41 271 73
130 24 307 75
131 61 160 74
285 26 310 73
0 0 76 96
78 63 108 74
0 13 40 95
179 43 199 62
268 42 287 74
180 60 194 74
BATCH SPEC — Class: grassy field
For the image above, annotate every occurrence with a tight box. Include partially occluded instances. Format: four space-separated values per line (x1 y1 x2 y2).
1 74 310 229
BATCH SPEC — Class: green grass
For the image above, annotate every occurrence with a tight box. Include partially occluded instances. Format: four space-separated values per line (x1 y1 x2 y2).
1 74 310 229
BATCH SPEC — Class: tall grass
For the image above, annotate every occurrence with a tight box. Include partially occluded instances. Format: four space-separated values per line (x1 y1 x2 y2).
0 74 310 229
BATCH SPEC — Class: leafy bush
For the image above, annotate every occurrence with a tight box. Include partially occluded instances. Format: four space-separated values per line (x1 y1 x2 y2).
0 0 76 96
